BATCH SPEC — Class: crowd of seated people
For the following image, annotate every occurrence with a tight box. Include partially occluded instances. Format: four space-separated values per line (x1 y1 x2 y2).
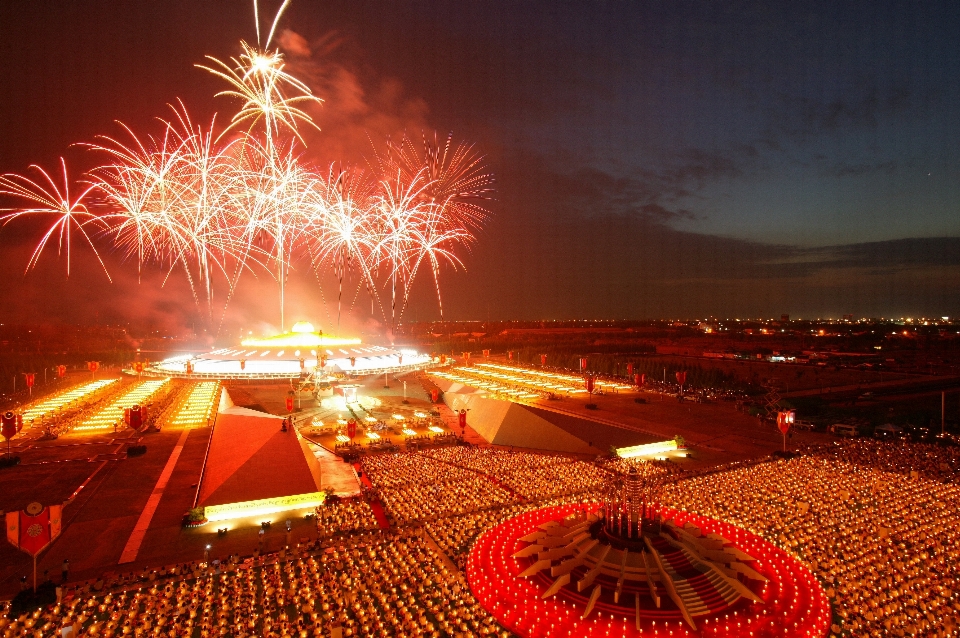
0 531 505 638
422 447 611 500
7 438 960 638
316 497 380 536
662 444 960 637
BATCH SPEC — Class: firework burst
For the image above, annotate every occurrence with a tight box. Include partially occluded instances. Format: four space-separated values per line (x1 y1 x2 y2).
0 1 492 331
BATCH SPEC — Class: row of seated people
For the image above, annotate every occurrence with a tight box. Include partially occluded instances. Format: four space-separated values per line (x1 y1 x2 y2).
661 443 960 638
1 531 506 638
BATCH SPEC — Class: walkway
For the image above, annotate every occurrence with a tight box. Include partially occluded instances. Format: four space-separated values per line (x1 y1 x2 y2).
117 428 191 564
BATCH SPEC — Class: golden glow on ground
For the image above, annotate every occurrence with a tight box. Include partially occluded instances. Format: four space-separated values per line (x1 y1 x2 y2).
20 379 118 423
474 362 635 393
429 370 541 400
167 382 220 429
335 434 350 443
241 329 361 349
74 379 170 431
319 395 382 412
402 428 417 436
616 439 679 459
428 426 444 433
204 491 325 523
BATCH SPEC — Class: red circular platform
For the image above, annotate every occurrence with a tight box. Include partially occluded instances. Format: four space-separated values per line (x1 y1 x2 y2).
466 504 830 637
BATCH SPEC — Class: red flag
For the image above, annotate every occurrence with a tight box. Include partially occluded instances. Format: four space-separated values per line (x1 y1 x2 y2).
540 354 547 366
675 371 687 385
299 358 306 370
285 396 294 412
185 361 193 375
1 412 16 440
462 352 471 363
87 361 99 373
24 373 35 388
580 358 587 371
133 361 145 374
430 389 439 403
508 351 513 361
240 359 246 371
627 363 634 377
458 409 467 429
56 365 66 378
398 354 403 366
349 357 356 367
347 419 356 439
482 349 490 358
634 373 641 386
319 356 327 368
439 354 447 365
641 373 646 386
585 376 595 393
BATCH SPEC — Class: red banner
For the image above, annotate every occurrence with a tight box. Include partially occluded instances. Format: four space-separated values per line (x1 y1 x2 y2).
430 389 439 403
5 504 62 557
319 356 327 368
398 354 403 366
482 349 490 358
627 363 634 377
540 354 547 366
185 361 193 375
1 411 16 441
580 358 587 371
129 405 143 428
285 396 294 412
347 419 356 439
349 357 356 367
439 354 447 364
56 365 66 378
239 359 246 371
24 373 35 388
585 376 595 393
508 351 513 361
133 361 145 374
87 361 99 373
675 371 687 385
458 409 467 429
462 352 471 363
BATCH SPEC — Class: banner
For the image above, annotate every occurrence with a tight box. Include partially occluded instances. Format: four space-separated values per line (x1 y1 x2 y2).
540 354 547 366
626 363 634 377
5 503 62 557
458 409 467 429
1 411 16 440
347 419 356 439
56 365 66 378
585 376 595 393
285 396 294 412
87 361 99 373
675 371 687 385
24 373 35 388
430 389 439 403
580 358 587 371
133 361 145 374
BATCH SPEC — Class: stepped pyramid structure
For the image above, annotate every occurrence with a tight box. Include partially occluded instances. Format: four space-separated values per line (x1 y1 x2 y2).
197 390 327 522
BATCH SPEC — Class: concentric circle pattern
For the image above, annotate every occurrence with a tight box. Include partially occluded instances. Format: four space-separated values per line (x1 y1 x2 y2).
467 504 830 637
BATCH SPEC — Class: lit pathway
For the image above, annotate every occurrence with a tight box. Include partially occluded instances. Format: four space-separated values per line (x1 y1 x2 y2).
74 379 170 432
117 382 221 564
118 428 191 564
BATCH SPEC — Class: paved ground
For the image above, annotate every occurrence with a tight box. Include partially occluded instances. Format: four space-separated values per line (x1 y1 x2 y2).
517 387 834 467
0 368 835 600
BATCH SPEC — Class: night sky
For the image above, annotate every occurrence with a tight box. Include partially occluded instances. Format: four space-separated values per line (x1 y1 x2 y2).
1 1 959 335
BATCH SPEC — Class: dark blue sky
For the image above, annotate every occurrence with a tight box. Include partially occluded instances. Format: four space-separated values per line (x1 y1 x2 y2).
1 1 959 329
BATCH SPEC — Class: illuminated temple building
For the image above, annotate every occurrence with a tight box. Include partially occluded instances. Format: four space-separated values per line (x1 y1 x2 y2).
144 321 434 380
